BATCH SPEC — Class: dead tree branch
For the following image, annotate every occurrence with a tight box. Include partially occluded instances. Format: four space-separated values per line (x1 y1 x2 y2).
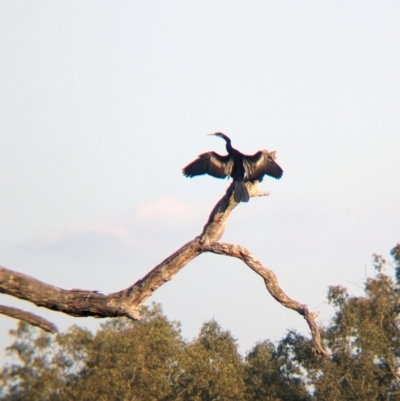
205 242 329 357
0 181 328 356
0 305 58 334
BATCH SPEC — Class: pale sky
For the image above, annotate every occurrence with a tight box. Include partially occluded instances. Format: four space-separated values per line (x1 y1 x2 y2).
1 1 399 358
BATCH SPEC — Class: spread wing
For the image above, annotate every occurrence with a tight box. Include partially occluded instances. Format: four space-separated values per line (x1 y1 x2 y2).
182 152 233 179
243 150 283 182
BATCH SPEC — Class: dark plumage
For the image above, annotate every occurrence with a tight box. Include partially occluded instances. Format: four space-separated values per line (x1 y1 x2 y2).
182 133 283 202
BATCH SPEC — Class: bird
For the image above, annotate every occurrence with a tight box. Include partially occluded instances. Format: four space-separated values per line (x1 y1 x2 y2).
182 132 283 202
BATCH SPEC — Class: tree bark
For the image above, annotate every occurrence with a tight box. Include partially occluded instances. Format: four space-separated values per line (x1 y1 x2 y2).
0 305 58 334
0 181 329 357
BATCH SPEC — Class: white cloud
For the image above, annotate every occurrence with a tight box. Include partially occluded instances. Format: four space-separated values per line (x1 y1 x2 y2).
134 196 205 226
12 197 208 265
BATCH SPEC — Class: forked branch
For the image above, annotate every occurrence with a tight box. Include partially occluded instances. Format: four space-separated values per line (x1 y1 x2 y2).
0 181 328 356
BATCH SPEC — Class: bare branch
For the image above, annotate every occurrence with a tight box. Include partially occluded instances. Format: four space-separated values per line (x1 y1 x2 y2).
0 181 329 356
0 305 58 333
0 266 122 318
205 242 330 357
0 186 237 320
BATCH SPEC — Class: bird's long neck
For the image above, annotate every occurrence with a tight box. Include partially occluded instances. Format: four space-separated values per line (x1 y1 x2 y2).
223 137 234 154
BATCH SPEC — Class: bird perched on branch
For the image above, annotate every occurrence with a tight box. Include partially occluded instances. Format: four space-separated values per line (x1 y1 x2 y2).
182 132 283 202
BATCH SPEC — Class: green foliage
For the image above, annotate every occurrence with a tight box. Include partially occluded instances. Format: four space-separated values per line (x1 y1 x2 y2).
0 305 182 401
390 243 400 283
284 250 400 401
0 307 300 401
0 322 92 401
178 320 245 400
67 304 184 401
244 339 310 401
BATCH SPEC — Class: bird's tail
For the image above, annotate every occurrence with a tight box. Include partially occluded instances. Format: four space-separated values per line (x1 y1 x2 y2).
234 180 250 203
